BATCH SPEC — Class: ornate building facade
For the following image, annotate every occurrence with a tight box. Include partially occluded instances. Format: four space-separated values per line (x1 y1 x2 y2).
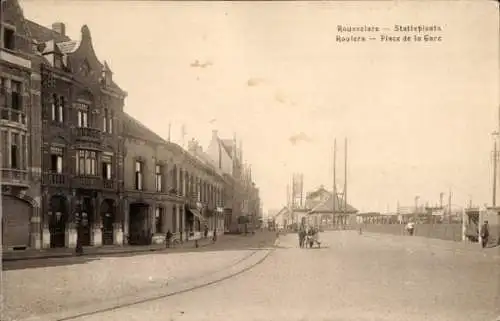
29 20 127 248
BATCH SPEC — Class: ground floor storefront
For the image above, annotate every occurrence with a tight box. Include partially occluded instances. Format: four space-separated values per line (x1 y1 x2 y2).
1 185 42 250
40 188 124 249
3 187 225 251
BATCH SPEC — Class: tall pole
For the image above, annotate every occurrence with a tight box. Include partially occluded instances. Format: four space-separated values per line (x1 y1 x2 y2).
344 138 348 225
333 139 337 229
291 174 296 226
414 196 419 222
448 188 452 223
493 140 497 207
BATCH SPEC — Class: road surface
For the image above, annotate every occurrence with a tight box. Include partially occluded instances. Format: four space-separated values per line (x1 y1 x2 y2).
71 231 500 321
2 232 277 321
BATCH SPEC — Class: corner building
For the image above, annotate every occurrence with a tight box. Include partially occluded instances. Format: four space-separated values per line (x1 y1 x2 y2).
1 0 43 250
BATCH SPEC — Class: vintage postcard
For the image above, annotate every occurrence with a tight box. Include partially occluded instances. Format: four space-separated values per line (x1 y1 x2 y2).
1 1 499 320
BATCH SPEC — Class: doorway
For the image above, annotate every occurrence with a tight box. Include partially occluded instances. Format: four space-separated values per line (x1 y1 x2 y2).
101 199 115 245
78 197 93 246
49 195 67 248
129 203 149 245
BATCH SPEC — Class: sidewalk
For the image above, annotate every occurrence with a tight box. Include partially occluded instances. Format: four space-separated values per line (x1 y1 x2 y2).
361 231 500 259
2 234 223 262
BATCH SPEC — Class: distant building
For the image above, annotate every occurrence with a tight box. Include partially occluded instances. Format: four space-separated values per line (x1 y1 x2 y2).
306 186 358 228
206 130 260 233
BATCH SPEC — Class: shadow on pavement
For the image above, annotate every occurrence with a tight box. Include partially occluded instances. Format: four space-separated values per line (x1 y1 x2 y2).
2 256 101 271
2 232 278 271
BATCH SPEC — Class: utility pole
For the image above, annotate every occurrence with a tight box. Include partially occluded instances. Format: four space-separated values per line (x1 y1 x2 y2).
291 174 296 226
343 137 348 227
493 140 498 207
439 192 444 209
414 196 420 222
332 139 337 229
448 188 452 223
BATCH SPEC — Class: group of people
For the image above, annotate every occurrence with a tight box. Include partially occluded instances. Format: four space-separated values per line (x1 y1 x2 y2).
298 226 321 248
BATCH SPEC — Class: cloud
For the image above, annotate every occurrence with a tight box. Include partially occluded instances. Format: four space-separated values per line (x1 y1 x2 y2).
209 118 217 124
190 59 213 68
247 78 266 87
289 132 313 145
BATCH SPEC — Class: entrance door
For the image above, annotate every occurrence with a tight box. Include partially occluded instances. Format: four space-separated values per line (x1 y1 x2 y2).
128 203 148 245
49 195 66 248
102 212 114 245
101 199 115 245
79 197 92 246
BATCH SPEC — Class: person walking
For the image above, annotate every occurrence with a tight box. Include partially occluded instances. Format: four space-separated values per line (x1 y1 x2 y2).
165 229 173 248
480 220 489 249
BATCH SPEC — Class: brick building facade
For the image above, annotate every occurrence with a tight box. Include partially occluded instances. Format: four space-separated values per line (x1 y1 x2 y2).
30 21 127 249
123 116 225 244
1 0 43 249
1 0 258 250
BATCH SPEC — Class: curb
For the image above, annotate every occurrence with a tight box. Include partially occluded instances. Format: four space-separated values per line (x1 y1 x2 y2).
19 248 273 321
2 240 216 262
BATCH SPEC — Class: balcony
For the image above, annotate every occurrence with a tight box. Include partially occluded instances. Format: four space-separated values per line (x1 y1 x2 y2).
103 179 116 190
1 168 29 187
0 107 27 127
42 172 68 187
72 175 103 190
73 127 102 142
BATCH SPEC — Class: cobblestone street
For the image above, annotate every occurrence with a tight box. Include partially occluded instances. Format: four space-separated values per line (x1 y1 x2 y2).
2 232 277 321
71 231 499 321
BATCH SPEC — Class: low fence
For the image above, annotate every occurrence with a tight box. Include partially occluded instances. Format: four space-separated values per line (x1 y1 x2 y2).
359 223 500 244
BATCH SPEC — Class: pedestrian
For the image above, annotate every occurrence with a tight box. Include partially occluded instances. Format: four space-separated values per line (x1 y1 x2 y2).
204 225 209 239
406 221 415 236
165 229 173 248
480 220 489 249
212 228 217 243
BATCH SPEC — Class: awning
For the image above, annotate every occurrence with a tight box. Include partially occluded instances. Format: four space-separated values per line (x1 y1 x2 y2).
188 208 207 222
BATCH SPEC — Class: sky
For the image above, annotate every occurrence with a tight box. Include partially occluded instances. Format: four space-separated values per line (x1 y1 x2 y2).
20 1 499 214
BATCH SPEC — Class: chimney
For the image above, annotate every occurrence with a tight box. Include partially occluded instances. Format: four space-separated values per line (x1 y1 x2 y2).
187 138 197 154
52 22 66 36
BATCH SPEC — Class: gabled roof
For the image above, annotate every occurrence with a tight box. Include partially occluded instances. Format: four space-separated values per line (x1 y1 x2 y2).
26 20 71 43
56 40 80 54
27 20 126 96
220 139 234 158
122 112 167 145
306 185 330 199
309 194 358 214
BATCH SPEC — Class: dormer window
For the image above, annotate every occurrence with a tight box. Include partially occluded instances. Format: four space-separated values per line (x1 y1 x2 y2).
54 55 63 69
102 61 113 86
3 26 15 50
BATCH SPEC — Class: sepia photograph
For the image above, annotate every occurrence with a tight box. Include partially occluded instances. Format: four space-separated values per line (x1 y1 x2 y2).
0 0 499 320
